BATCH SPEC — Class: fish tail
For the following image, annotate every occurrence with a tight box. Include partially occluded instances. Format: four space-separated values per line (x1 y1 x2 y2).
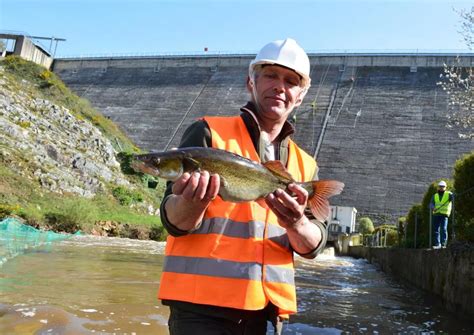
306 180 345 222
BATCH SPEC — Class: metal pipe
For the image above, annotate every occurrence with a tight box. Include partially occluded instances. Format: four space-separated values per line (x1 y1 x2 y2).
429 211 432 248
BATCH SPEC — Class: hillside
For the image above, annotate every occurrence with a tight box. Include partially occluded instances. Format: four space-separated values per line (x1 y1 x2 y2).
0 56 166 239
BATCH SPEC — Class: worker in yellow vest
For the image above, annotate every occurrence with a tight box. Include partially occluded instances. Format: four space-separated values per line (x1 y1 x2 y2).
429 180 453 249
158 39 328 334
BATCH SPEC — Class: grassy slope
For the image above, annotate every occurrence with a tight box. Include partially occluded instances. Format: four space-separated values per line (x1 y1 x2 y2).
0 56 167 240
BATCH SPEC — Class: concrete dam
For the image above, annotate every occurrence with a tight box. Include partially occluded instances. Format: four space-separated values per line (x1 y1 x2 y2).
52 54 473 221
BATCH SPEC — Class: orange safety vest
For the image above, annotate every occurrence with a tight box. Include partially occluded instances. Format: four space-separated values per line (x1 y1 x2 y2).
158 116 317 316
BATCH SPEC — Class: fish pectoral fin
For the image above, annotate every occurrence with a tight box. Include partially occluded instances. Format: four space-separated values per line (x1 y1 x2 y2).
220 176 229 189
182 157 201 172
263 161 294 183
307 180 345 222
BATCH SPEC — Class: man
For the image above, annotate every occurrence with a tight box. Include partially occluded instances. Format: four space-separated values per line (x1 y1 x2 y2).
159 38 327 334
430 180 453 249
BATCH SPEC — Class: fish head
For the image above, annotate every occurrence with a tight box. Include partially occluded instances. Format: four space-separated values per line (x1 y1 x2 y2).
131 153 184 181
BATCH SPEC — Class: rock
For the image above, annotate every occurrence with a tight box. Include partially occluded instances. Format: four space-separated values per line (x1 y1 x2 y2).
0 68 130 197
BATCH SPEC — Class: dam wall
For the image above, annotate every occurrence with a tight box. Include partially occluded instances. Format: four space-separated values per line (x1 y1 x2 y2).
52 54 474 221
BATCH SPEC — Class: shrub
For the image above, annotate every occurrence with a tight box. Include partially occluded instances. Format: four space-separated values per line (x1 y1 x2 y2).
149 224 168 241
44 198 98 233
373 224 398 247
112 186 143 206
0 203 21 218
117 151 139 175
357 217 374 235
16 121 31 128
398 217 406 246
453 151 474 242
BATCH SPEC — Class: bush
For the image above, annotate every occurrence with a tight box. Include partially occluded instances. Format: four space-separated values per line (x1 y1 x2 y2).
112 186 143 206
397 217 406 246
117 151 140 175
373 224 398 246
0 203 21 218
386 229 399 246
358 217 374 235
149 224 168 241
453 151 474 242
44 198 98 233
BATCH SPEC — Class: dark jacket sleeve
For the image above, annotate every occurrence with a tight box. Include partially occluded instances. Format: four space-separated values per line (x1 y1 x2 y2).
160 120 211 237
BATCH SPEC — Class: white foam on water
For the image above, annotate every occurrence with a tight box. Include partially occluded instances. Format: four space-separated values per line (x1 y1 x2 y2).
80 308 98 313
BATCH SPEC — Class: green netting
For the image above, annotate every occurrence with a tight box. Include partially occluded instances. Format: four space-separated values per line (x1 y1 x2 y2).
0 217 81 266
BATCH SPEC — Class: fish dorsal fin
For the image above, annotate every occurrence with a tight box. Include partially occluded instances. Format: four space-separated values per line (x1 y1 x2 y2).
182 156 201 172
263 160 295 182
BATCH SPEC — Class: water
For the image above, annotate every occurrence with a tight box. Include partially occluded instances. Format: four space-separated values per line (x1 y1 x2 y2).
0 236 472 334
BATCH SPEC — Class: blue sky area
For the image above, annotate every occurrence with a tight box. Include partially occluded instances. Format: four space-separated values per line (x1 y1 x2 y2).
1 0 472 57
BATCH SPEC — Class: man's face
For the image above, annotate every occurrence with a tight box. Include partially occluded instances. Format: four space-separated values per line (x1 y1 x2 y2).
438 186 446 191
248 65 305 124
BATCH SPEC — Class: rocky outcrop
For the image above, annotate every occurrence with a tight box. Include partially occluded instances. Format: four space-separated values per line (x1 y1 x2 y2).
0 66 129 197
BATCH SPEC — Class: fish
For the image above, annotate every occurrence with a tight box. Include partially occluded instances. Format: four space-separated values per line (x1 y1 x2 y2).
131 147 344 222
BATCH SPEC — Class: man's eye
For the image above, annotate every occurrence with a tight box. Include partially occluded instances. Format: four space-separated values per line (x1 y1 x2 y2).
286 79 299 86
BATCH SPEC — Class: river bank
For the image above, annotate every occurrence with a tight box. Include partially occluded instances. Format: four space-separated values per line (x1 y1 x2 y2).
347 244 474 320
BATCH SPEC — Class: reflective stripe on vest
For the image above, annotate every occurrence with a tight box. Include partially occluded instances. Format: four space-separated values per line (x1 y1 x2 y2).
158 116 317 315
163 256 295 285
434 192 452 216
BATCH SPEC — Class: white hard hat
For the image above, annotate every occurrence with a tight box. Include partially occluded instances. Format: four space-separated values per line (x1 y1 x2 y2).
438 180 447 187
249 38 311 89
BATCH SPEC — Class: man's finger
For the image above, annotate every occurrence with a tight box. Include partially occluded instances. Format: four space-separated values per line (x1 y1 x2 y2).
205 174 220 201
194 170 210 200
172 172 192 195
181 172 202 200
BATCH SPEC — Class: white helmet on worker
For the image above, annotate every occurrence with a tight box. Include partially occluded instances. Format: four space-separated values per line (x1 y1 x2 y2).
249 38 311 89
438 180 447 187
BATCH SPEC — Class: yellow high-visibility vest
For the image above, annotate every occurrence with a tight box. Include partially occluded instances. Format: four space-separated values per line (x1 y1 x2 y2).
434 192 452 216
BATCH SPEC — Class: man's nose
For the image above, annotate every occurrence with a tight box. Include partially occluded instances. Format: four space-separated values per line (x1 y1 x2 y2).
273 78 285 93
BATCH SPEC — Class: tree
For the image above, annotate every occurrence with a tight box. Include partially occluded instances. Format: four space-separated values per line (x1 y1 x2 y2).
437 6 473 139
0 39 5 52
358 217 374 235
453 151 474 242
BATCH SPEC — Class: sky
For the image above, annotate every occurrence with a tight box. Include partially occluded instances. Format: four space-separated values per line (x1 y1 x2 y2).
0 0 473 58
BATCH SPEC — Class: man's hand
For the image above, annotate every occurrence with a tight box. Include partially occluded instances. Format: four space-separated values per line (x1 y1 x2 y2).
265 183 322 255
172 171 220 204
265 183 308 231
166 171 220 232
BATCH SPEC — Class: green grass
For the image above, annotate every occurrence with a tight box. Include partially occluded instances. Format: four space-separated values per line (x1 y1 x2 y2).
0 56 168 240
0 164 165 235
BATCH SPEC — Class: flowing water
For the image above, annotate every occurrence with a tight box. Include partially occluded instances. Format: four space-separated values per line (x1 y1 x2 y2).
0 235 472 334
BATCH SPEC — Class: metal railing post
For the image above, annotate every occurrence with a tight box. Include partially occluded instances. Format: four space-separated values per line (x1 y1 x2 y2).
429 210 432 248
451 194 456 242
414 212 418 249
404 222 408 248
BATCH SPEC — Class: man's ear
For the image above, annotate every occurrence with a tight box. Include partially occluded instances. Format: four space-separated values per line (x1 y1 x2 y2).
246 76 253 92
295 89 307 107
